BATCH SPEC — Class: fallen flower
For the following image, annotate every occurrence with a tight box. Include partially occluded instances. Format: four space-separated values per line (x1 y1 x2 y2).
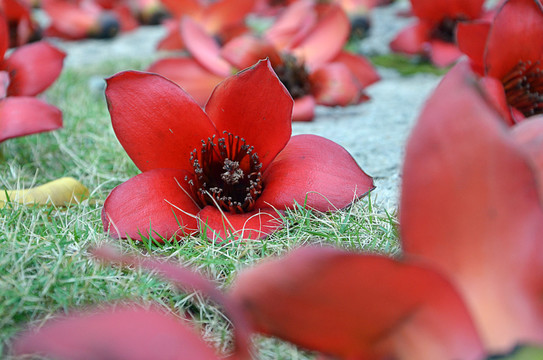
390 0 486 67
229 62 543 358
0 13 64 143
457 0 543 123
103 60 374 241
1 0 42 47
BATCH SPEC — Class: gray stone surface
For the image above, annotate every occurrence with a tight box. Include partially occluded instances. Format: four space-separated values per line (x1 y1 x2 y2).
52 1 444 212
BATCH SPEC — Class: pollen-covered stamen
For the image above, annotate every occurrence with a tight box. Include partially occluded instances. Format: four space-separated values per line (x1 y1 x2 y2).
431 16 467 43
502 60 543 117
273 54 311 99
187 132 263 214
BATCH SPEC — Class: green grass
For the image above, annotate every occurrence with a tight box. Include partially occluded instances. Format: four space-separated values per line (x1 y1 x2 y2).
0 58 400 358
369 53 451 76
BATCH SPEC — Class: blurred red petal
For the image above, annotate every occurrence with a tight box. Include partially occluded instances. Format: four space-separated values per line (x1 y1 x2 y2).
203 0 256 34
456 21 491 74
147 57 224 106
291 3 349 70
181 17 233 77
389 22 430 55
220 34 281 70
5 41 65 97
205 60 293 172
310 62 364 106
12 304 220 360
256 134 374 211
0 13 8 57
333 51 380 88
479 75 515 125
42 0 98 39
264 0 316 50
400 62 543 352
485 0 543 79
411 0 484 22
159 0 200 17
291 94 315 121
230 246 485 360
0 97 62 142
105 70 219 172
156 19 184 50
199 206 283 241
512 116 543 197
428 39 463 67
102 169 200 241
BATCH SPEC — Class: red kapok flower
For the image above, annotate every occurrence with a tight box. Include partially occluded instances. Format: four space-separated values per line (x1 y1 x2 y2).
103 60 374 242
229 62 543 358
1 0 42 47
457 0 543 123
0 14 64 143
390 0 486 67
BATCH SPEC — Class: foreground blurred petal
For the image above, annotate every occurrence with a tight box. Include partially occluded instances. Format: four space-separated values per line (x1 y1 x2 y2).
105 71 218 172
205 60 293 172
12 304 221 360
199 206 283 242
5 41 65 97
230 246 485 360
0 97 62 142
0 177 89 208
256 134 374 211
512 116 543 197
102 169 200 241
400 62 543 352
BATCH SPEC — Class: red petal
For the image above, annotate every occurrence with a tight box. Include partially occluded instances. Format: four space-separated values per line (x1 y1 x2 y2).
411 0 484 22
0 97 62 143
198 206 283 242
203 0 256 34
332 51 380 88
456 21 491 74
156 19 184 51
479 75 515 126
264 0 316 50
181 17 233 77
291 3 349 70
230 246 485 360
147 57 224 106
205 60 293 172
105 70 219 172
220 34 281 70
256 134 374 211
310 62 365 106
485 0 543 79
5 41 65 97
512 116 543 197
389 22 430 55
400 62 543 352
42 0 97 39
291 95 315 122
159 0 200 17
0 14 8 57
102 169 200 241
12 305 220 360
428 39 463 67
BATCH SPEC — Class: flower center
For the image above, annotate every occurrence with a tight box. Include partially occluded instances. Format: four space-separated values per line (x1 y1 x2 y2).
502 60 543 117
431 16 466 43
273 54 311 99
187 132 263 214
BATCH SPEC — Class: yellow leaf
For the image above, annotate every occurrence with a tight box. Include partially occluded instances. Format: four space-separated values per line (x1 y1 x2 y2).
0 177 90 208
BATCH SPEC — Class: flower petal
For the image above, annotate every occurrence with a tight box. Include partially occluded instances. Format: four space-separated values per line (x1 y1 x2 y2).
0 13 8 57
428 39 463 67
102 169 200 241
12 305 221 360
479 75 515 125
485 0 543 79
256 134 374 212
105 70 218 172
332 51 380 88
220 34 281 70
512 115 543 197
5 41 65 97
181 17 233 77
264 0 316 50
291 95 315 122
156 18 184 50
42 0 98 39
198 205 283 242
456 21 491 74
291 3 349 70
147 57 224 107
205 60 293 172
230 246 485 360
310 62 365 106
159 0 200 17
203 0 256 34
400 62 543 352
389 22 430 55
411 0 484 22
0 97 62 143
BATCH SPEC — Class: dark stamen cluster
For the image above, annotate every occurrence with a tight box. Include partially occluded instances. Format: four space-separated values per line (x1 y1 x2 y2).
502 60 543 117
274 54 311 99
187 132 263 214
431 16 466 43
